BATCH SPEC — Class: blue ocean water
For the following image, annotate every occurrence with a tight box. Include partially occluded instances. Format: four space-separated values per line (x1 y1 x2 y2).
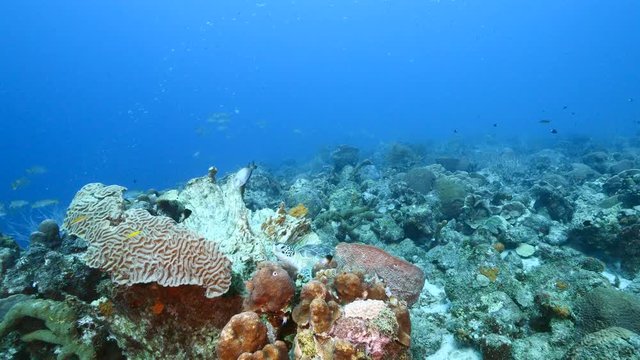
1 1 638 244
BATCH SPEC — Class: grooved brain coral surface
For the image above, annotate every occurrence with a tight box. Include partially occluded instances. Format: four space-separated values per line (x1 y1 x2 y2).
63 183 232 298
334 243 425 306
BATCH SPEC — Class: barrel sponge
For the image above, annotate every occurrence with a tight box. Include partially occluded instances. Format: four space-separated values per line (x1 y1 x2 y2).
217 311 269 360
63 183 232 298
244 262 295 314
334 243 425 306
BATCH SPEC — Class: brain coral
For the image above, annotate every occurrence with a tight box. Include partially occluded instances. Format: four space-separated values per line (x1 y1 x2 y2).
63 183 232 298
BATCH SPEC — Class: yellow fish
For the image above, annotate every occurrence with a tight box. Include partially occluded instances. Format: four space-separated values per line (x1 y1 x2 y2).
70 215 88 224
127 230 142 239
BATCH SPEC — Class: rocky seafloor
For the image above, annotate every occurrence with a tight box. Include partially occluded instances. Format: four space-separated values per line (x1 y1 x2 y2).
2 139 640 360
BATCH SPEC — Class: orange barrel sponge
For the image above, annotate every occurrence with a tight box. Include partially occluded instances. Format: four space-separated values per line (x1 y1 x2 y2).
244 262 296 315
217 311 269 360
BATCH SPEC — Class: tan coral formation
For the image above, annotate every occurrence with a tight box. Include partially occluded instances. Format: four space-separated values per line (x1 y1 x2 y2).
216 311 269 360
291 270 412 360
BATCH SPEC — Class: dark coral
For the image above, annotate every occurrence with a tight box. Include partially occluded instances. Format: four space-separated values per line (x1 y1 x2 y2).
531 184 575 223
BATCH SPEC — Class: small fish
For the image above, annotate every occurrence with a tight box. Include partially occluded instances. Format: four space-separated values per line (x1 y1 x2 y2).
551 129 558 134
562 105 568 110
233 162 257 189
126 230 142 239
25 165 47 175
11 177 30 190
71 215 88 224
493 123 497 127
31 199 59 208
207 112 231 124
453 129 458 134
539 119 552 124
9 200 28 209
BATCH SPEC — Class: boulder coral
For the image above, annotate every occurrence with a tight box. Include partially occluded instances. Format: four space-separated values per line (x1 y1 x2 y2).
217 311 269 360
237 340 289 360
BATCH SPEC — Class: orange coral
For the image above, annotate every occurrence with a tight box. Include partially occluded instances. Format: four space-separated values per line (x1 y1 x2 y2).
217 311 269 360
310 298 332 333
492 242 506 253
366 281 389 301
479 266 499 282
292 299 312 327
288 203 309 218
300 280 328 301
334 339 357 360
393 302 412 347
310 298 340 333
151 299 165 315
335 272 365 303
244 262 295 315
555 280 569 291
238 341 289 360
97 299 114 318
551 305 572 319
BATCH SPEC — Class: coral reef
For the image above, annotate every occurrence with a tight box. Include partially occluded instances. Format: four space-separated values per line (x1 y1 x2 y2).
7 137 640 359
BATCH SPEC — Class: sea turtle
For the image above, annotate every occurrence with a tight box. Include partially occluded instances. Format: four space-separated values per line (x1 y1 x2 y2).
272 243 333 282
